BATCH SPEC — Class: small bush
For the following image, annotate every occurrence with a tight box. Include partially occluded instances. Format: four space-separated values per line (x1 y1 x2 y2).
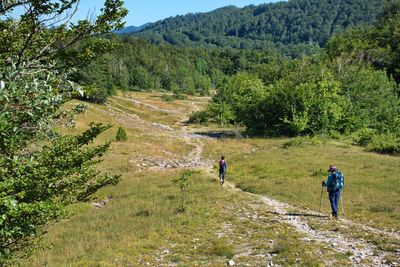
172 171 192 212
75 84 112 104
282 136 326 148
366 133 400 155
115 126 128 141
161 91 187 102
353 128 376 146
188 110 210 124
161 94 174 102
172 91 187 100
328 131 342 140
355 130 400 155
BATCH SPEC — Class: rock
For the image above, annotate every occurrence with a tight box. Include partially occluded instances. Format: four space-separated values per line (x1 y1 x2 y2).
227 260 235 266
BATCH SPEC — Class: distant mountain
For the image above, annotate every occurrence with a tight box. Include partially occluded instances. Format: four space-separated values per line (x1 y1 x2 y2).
114 23 151 34
130 0 383 54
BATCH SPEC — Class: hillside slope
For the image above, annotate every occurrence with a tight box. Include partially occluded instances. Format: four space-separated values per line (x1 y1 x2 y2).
23 92 400 266
131 0 382 54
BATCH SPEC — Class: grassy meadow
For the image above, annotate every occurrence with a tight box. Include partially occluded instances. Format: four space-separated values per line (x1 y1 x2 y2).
203 137 400 231
22 91 399 266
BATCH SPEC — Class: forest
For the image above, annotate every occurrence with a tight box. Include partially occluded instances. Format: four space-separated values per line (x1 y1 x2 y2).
132 0 383 55
75 0 400 156
191 0 400 154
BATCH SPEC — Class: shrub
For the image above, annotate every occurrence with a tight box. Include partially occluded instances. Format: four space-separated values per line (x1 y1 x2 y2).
353 128 376 146
75 84 113 104
366 133 400 155
354 129 400 155
188 110 210 124
172 90 187 100
282 136 325 148
172 171 192 213
161 93 174 102
116 127 128 141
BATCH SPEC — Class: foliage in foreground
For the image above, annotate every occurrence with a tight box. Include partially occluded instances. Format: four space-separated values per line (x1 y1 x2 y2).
0 0 127 263
0 124 120 262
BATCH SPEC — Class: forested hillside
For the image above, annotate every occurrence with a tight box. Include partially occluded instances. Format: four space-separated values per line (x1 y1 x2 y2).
74 0 400 154
131 0 382 55
192 0 400 154
73 36 286 102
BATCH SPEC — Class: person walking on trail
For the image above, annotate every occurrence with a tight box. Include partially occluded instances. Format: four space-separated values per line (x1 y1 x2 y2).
219 156 227 185
322 165 344 219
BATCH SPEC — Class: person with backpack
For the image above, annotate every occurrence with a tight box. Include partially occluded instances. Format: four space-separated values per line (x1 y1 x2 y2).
322 165 344 219
219 156 227 185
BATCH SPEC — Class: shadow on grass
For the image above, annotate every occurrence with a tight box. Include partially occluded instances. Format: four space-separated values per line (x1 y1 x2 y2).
194 131 244 139
266 211 327 218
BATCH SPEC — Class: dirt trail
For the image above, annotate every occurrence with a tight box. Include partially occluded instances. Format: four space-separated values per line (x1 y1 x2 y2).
225 182 398 266
184 125 397 266
110 95 400 266
113 95 184 114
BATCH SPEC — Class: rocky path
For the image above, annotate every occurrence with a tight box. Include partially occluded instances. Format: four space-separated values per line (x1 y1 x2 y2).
225 182 399 266
111 95 400 266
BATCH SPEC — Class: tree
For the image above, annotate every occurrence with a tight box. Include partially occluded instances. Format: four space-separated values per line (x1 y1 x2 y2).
326 0 400 90
373 0 400 87
0 0 127 263
227 73 266 133
132 0 382 55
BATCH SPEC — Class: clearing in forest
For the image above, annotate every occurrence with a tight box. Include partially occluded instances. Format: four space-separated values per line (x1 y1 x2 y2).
25 92 400 266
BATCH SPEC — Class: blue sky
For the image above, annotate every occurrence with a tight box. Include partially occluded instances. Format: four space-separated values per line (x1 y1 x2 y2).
76 0 280 26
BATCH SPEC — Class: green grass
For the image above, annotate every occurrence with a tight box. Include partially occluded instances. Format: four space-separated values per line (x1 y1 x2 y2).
21 92 399 266
203 137 400 231
22 170 233 266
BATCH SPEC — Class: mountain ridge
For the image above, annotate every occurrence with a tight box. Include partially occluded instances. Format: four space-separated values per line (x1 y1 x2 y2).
122 0 382 54
113 23 151 34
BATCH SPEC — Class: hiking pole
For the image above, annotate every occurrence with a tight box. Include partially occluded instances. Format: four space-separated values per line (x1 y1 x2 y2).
319 186 324 212
340 194 345 216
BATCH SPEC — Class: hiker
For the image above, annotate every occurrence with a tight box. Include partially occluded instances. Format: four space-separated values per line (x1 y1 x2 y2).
322 165 344 219
219 156 227 185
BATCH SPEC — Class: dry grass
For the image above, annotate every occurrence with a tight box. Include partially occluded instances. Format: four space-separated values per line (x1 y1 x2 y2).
22 92 399 266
